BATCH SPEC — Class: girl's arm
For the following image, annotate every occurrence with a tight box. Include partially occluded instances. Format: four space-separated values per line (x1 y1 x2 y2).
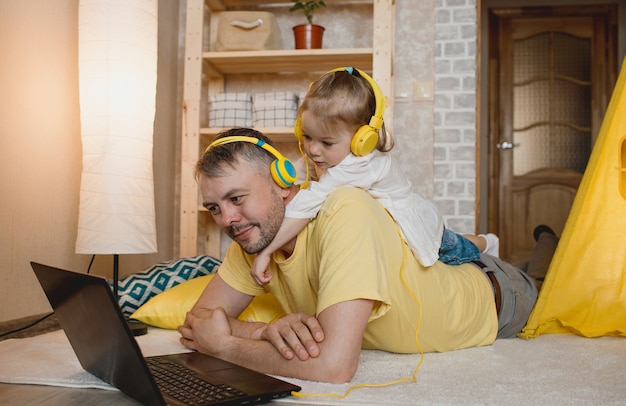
250 217 311 285
251 153 388 284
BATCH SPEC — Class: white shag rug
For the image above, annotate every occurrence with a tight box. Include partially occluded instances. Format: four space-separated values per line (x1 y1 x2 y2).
0 328 624 405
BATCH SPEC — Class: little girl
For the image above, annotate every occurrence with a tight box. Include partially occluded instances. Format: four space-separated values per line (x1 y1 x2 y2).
250 67 498 285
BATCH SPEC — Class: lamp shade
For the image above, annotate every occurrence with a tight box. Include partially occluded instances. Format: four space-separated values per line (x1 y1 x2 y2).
75 0 158 254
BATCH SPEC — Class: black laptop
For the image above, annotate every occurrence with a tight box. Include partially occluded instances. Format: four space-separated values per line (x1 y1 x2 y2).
30 261 301 406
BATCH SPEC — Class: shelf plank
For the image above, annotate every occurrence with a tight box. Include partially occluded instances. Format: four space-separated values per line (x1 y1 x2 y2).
215 0 372 7
203 48 373 75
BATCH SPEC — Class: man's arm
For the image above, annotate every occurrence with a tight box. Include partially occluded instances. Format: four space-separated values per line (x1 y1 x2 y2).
184 273 267 339
183 272 325 361
180 279 373 383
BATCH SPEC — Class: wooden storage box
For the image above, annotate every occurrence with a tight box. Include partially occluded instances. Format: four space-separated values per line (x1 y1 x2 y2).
216 11 282 51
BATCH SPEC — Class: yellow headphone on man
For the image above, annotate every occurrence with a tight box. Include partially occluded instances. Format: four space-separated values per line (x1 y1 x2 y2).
294 67 387 157
205 136 297 188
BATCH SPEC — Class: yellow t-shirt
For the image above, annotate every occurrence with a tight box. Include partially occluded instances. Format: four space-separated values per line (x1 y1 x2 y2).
218 187 498 353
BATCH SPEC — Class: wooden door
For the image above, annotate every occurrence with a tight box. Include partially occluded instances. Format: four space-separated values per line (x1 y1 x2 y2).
487 6 617 263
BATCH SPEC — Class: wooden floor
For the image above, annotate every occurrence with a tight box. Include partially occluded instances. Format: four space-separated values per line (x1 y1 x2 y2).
0 383 143 405
0 312 61 341
0 313 142 404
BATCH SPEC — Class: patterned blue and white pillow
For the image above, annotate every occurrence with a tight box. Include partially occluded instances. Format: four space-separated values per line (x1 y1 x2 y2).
113 255 221 317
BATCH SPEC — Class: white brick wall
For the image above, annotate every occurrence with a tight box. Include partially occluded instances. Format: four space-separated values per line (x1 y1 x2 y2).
434 0 477 233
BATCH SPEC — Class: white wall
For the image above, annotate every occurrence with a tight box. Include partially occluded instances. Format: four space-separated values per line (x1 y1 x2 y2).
0 0 181 322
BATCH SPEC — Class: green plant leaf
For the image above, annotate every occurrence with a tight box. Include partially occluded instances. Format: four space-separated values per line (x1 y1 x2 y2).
289 0 327 25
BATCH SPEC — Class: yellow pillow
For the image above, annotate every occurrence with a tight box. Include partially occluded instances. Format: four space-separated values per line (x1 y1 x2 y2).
131 274 285 329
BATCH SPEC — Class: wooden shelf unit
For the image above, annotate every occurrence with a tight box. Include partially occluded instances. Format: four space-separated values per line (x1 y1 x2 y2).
179 0 394 258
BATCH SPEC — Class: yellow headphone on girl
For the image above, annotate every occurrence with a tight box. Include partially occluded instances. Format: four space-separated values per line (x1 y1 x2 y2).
205 136 297 188
294 67 387 157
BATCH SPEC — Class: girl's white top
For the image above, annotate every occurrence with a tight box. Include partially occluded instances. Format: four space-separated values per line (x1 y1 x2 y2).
286 150 444 266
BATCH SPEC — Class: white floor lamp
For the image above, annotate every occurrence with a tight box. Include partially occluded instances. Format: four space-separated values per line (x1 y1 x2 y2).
75 0 158 335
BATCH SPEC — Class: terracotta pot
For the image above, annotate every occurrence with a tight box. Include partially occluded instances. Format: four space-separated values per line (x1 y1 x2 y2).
293 24 325 49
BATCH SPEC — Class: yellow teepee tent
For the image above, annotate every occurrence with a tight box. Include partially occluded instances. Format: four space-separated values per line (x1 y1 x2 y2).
520 59 626 339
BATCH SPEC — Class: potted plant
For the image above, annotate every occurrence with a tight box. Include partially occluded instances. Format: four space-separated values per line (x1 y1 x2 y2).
290 0 326 49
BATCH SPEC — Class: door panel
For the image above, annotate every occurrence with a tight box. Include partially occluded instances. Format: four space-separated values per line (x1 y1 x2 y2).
509 168 581 262
487 6 617 263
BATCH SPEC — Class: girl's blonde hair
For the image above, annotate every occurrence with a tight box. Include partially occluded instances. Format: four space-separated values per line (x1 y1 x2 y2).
300 70 394 152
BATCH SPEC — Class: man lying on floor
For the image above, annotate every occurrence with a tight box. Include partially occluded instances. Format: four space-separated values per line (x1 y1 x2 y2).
178 128 556 383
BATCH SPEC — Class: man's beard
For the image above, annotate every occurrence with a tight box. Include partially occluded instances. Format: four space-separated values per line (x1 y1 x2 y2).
227 220 280 254
227 190 285 254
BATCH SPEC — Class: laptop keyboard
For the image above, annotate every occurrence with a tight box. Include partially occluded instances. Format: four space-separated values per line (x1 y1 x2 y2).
147 358 248 405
